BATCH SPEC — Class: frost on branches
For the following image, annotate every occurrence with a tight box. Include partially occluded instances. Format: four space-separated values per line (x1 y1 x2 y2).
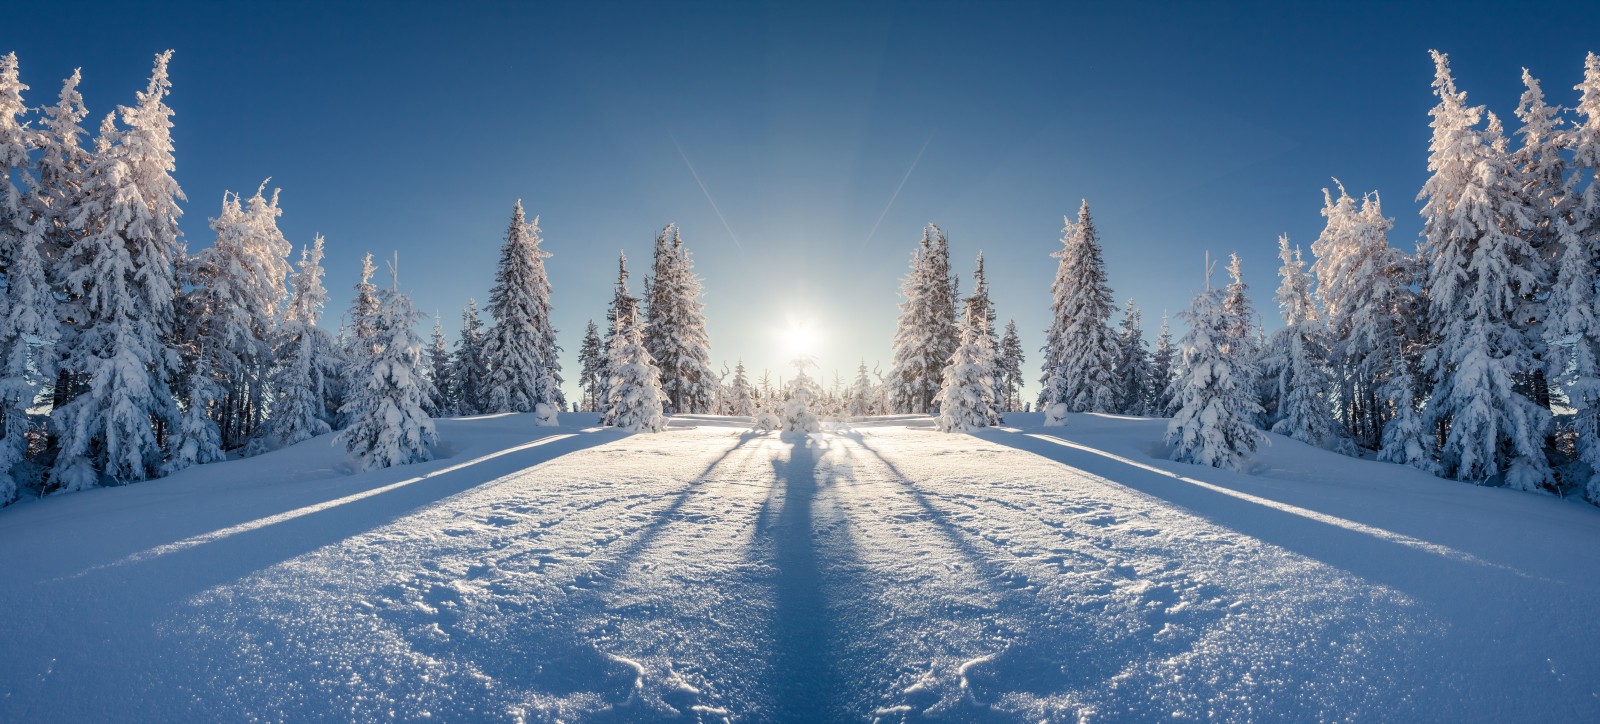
1167 284 1267 472
255 236 338 452
1039 201 1119 424
483 201 562 423
781 356 823 434
336 278 437 471
1418 51 1551 490
1111 299 1153 416
1545 52 1600 502
889 224 958 414
602 265 666 433
1260 236 1345 451
644 224 715 415
52 51 185 491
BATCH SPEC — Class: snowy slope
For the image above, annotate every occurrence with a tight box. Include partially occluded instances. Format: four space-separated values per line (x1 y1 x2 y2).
1 412 1597 722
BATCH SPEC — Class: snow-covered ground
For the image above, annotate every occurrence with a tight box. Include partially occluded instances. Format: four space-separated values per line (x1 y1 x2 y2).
2 412 1598 722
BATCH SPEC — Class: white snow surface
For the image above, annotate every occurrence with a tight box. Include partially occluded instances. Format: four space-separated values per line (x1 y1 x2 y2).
2 412 1598 722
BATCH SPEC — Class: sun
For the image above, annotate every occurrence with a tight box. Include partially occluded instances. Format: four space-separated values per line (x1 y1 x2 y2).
781 319 822 358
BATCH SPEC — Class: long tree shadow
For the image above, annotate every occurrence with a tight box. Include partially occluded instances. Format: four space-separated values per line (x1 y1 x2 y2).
767 431 838 721
488 431 765 718
5 428 631 720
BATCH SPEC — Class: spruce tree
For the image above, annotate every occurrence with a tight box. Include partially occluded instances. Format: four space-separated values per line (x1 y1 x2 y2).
0 53 53 501
781 356 823 433
1510 69 1566 412
337 269 436 471
847 361 876 417
424 315 453 417
1168 281 1266 471
1111 299 1152 415
889 224 957 414
1262 236 1344 450
483 201 562 421
1418 52 1551 490
602 300 666 433
167 347 224 472
576 319 603 412
1039 201 1119 423
728 359 756 416
451 300 489 416
52 51 185 491
644 224 715 414
1148 313 1177 415
935 291 1002 432
255 236 337 451
996 320 1024 413
1552 52 1600 501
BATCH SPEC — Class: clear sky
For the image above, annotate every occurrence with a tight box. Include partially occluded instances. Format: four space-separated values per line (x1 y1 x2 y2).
5 0 1594 404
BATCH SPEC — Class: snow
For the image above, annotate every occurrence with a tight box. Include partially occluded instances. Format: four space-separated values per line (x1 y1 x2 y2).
2 412 1598 721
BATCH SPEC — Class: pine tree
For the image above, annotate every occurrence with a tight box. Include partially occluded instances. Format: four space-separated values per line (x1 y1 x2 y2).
167 347 224 472
1510 68 1565 413
602 303 666 433
644 224 715 414
1261 236 1344 450
1553 52 1600 501
1148 313 1177 415
889 224 958 414
935 293 1002 432
1418 51 1550 490
33 70 90 418
483 201 562 422
0 53 54 502
728 359 756 416
996 320 1024 413
1220 253 1264 426
336 269 436 471
847 361 876 417
1038 201 1119 423
1167 281 1266 471
424 314 454 417
600 252 638 416
1111 299 1152 415
451 300 489 416
52 51 185 491
255 236 337 451
184 183 291 449
576 319 603 412
346 252 379 354
781 356 823 433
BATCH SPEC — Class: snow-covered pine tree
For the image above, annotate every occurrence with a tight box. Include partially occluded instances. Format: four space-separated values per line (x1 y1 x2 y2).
424 314 453 417
935 289 1002 432
167 346 224 472
996 320 1024 413
576 319 603 412
847 361 877 417
33 70 90 416
1148 313 1177 415
1038 200 1119 423
1219 252 1265 426
0 53 55 502
451 300 489 416
643 224 715 414
336 267 436 470
601 299 666 433
1261 235 1344 450
1551 52 1600 501
965 252 1000 355
889 223 958 414
1167 277 1266 471
1418 51 1551 490
728 359 756 416
254 235 337 451
184 183 291 449
52 51 186 491
599 252 639 417
346 252 379 356
483 201 562 422
781 355 823 433
1510 68 1566 413
1111 299 1153 415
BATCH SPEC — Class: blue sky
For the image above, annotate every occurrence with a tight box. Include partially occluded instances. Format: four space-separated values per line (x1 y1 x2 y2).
6 0 1593 403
